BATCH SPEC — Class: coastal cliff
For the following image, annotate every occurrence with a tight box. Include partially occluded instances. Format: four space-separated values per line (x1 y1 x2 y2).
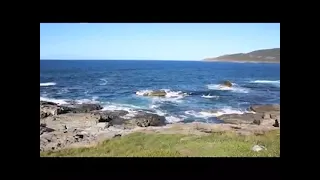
204 48 280 63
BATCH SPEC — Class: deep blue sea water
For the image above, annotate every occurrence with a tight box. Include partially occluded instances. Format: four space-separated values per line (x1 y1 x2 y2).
40 60 280 123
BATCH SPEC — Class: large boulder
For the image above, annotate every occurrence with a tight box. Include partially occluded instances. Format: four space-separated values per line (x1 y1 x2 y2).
129 112 166 127
221 81 232 87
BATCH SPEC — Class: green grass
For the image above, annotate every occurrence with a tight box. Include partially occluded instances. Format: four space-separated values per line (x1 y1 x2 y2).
40 130 280 157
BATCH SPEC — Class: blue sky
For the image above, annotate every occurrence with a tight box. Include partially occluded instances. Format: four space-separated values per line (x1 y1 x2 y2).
40 23 280 60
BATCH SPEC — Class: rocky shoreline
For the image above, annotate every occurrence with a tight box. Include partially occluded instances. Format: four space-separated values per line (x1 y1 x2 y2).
40 101 280 152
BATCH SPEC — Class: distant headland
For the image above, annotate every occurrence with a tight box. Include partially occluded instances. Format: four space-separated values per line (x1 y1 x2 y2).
203 48 280 63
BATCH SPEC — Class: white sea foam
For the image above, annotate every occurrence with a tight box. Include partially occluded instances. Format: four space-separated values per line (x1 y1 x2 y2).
99 78 108 86
121 111 139 119
251 80 280 84
200 108 247 117
165 116 183 123
185 110 217 119
101 102 142 119
40 96 100 105
185 107 252 119
207 84 249 93
135 90 152 96
101 102 173 121
75 96 100 104
40 96 68 105
136 89 187 103
250 80 280 87
201 94 219 99
101 102 142 111
40 82 56 87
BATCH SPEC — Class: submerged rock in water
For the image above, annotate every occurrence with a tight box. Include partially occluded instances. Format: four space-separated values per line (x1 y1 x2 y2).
221 80 232 87
142 90 167 97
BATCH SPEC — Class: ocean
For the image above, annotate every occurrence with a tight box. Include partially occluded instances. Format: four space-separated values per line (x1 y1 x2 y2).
40 60 280 123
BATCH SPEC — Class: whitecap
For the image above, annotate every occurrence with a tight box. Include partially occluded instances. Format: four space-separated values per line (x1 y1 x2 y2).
101 102 142 111
165 116 183 123
75 96 100 104
101 102 142 119
185 110 217 119
251 80 280 84
40 82 56 87
40 96 68 105
207 84 249 93
99 78 108 86
185 107 254 119
201 94 219 99
136 89 187 103
200 107 248 117
250 80 280 87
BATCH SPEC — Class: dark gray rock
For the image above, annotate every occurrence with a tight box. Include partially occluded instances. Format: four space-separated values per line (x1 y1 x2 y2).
129 112 166 127
273 119 280 127
62 103 103 113
40 101 58 106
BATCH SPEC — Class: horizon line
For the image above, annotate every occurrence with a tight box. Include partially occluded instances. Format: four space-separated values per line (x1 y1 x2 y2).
40 59 202 61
